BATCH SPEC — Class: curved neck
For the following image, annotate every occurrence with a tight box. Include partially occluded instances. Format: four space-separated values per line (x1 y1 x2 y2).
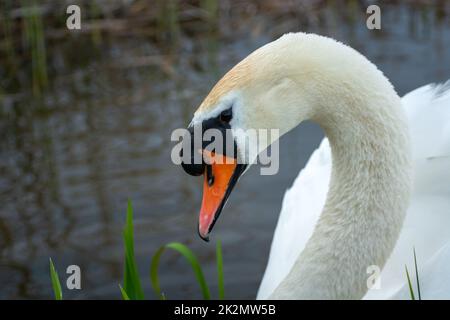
270 75 412 299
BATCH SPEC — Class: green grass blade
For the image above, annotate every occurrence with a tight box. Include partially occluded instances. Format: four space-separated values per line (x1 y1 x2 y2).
405 265 415 300
49 258 62 300
119 285 130 300
413 248 421 300
122 199 145 300
216 239 224 300
150 242 210 300
150 246 165 299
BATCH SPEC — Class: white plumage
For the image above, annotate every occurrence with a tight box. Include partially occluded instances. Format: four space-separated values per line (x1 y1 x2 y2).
193 32 450 299
258 81 450 299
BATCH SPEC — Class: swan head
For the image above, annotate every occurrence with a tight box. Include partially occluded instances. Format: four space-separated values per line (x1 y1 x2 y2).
180 32 391 241
180 33 335 241
181 34 317 241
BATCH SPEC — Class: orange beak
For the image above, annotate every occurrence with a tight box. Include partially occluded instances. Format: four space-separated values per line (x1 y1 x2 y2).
198 150 245 241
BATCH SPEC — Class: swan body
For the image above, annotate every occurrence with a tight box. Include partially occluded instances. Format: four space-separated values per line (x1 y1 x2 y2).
188 32 449 299
258 81 450 300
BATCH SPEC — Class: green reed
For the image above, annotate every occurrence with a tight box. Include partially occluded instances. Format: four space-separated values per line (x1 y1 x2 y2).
121 199 145 300
157 0 179 42
1 1 19 83
49 199 225 300
124 199 225 300
201 0 219 24
49 258 63 300
22 0 48 96
405 248 421 300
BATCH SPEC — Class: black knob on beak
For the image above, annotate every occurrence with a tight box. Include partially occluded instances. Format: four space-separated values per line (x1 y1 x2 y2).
180 149 205 176
180 127 205 176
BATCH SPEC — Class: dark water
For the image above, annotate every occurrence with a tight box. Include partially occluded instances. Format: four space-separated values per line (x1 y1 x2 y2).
0 2 449 299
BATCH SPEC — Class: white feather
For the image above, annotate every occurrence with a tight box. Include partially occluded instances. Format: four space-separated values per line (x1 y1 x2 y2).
258 81 450 299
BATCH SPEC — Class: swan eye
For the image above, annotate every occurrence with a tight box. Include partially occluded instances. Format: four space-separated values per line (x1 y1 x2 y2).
219 108 232 124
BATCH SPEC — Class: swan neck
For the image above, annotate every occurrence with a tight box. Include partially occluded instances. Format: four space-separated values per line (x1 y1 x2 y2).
271 81 412 299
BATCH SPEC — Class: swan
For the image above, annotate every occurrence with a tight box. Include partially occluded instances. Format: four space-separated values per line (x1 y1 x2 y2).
179 32 450 299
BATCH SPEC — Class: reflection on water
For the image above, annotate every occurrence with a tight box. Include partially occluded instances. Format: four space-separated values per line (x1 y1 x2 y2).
0 1 449 299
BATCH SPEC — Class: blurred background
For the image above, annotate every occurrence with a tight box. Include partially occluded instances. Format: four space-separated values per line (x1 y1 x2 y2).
0 0 449 299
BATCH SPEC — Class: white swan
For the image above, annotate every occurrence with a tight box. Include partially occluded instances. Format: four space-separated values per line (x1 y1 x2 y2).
181 32 450 299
